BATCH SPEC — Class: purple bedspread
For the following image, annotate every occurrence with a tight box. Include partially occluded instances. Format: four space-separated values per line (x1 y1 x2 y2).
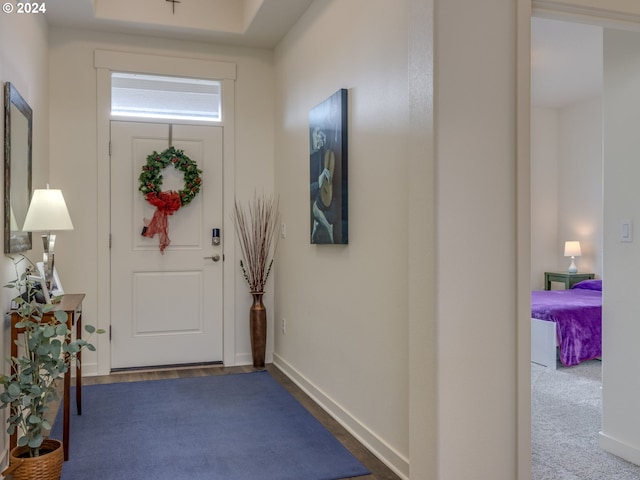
531 288 602 366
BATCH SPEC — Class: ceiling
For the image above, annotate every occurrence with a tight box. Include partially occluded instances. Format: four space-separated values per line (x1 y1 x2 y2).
44 0 315 48
531 17 603 108
44 4 601 106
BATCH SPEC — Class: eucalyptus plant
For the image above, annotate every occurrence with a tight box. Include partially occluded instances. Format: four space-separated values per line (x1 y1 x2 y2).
0 256 102 457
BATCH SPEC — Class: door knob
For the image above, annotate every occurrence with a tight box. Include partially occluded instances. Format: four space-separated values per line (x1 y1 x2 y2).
204 255 220 262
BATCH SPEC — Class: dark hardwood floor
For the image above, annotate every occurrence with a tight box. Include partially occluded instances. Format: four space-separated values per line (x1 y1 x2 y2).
55 363 401 480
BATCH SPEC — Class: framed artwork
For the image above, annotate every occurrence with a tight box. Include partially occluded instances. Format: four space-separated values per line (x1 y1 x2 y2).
36 261 64 297
309 89 348 244
27 275 50 304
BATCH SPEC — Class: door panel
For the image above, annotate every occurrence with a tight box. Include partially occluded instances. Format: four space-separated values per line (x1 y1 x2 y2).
133 271 202 334
110 121 223 369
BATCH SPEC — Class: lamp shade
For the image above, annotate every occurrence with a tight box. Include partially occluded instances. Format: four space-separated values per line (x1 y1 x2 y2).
22 189 74 232
564 240 581 257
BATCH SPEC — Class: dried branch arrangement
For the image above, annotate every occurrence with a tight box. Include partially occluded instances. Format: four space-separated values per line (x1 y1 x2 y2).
232 193 281 293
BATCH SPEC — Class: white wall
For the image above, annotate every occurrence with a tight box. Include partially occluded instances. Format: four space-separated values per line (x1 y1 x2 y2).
273 0 411 476
531 97 603 289
407 0 437 477
0 14 50 272
601 27 640 465
274 0 523 479
47 27 276 372
557 96 603 275
0 15 49 193
0 10 49 468
532 107 560 287
436 0 521 478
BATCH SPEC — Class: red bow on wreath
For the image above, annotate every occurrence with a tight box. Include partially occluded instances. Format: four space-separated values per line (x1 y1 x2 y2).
142 191 182 253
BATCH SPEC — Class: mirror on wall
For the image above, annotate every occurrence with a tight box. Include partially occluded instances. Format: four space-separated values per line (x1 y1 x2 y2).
4 82 32 254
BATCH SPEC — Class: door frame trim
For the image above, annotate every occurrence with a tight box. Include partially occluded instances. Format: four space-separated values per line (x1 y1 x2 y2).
95 51 237 375
517 1 531 478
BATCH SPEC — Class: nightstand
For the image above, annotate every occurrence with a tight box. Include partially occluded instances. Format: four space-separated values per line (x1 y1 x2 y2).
544 271 595 290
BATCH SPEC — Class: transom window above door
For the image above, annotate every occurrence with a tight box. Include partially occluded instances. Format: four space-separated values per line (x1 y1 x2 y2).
111 72 221 122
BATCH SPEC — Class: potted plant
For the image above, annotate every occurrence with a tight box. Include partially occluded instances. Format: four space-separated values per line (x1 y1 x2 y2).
231 193 280 368
0 256 102 480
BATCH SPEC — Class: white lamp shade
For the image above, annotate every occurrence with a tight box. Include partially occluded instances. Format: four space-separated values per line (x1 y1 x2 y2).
22 189 74 232
564 240 582 257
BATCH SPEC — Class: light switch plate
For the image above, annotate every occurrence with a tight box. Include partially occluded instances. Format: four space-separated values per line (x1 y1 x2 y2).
621 219 633 242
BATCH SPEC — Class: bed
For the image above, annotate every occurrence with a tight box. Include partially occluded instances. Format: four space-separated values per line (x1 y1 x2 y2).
531 279 602 369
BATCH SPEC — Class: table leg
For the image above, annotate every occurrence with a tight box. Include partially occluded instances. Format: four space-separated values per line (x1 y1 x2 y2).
63 356 70 461
76 311 82 416
9 315 17 452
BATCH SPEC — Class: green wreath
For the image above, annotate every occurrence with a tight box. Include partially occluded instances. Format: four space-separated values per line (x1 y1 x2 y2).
138 146 202 207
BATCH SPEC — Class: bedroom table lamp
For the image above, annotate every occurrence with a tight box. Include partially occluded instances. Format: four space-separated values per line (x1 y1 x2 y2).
22 186 74 290
564 240 582 274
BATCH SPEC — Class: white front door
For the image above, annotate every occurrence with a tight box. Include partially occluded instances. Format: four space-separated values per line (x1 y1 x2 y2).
110 121 223 369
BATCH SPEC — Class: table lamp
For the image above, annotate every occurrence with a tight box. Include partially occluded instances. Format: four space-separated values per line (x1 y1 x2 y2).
564 240 581 274
22 186 74 290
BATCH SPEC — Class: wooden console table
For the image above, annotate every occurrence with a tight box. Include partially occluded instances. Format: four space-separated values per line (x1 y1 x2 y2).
10 293 85 461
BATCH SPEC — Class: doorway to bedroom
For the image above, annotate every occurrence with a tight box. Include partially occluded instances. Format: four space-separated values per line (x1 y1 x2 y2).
528 11 640 478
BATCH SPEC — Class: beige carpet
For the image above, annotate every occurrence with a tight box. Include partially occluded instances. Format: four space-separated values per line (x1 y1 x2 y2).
532 359 640 479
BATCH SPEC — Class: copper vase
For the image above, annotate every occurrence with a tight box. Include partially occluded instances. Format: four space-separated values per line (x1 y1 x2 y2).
250 292 266 368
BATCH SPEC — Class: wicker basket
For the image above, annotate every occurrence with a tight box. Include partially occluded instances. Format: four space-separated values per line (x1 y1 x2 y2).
2 439 64 480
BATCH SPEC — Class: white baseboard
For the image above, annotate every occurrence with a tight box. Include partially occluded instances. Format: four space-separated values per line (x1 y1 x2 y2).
78 362 99 377
69 361 99 377
273 353 409 480
235 351 273 367
234 353 253 366
600 431 640 465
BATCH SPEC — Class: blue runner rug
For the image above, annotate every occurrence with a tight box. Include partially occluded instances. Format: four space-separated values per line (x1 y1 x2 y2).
50 371 369 480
